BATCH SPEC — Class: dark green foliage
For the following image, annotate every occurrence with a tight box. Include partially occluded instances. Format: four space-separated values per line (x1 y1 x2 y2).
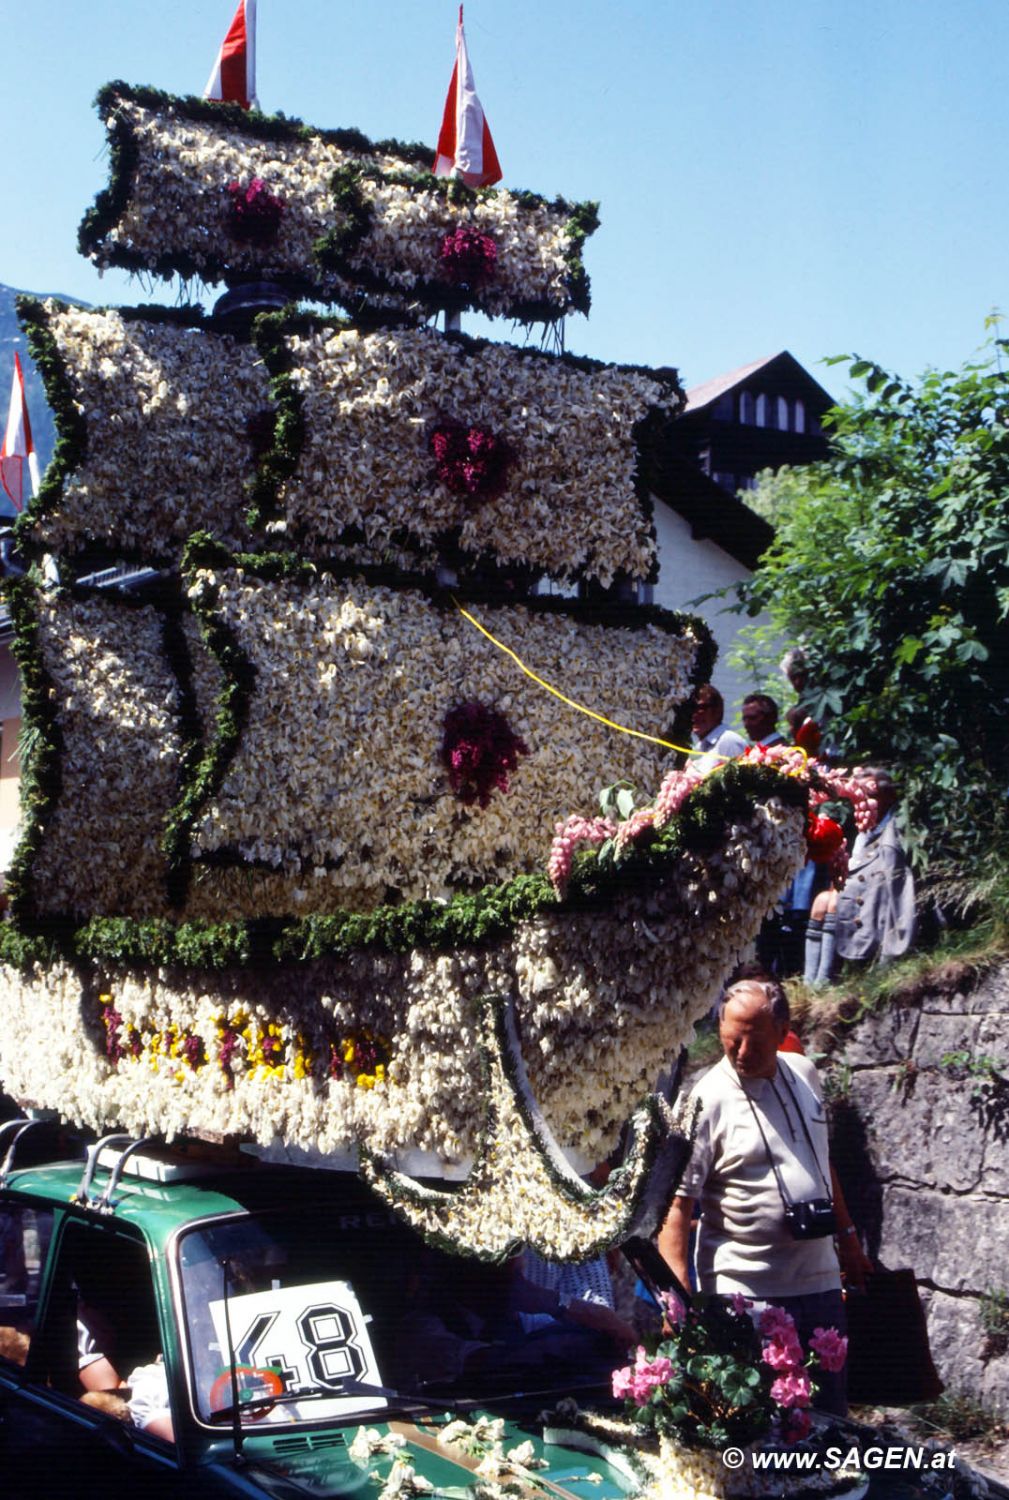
1 572 63 926
912 1391 1000 1443
13 298 88 556
979 1287 1009 1357
733 335 1009 874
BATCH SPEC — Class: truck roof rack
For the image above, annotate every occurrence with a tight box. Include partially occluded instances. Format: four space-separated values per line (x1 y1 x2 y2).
0 1117 49 1188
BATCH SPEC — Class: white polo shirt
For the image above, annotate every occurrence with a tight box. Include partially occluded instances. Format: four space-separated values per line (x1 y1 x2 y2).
677 1054 840 1298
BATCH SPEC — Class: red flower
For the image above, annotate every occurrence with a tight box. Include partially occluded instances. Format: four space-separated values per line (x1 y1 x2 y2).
442 701 529 809
226 178 286 245
794 716 822 754
430 421 514 504
438 226 499 287
806 813 844 864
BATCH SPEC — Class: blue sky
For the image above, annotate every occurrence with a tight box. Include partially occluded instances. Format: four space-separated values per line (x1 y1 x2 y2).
3 0 1006 399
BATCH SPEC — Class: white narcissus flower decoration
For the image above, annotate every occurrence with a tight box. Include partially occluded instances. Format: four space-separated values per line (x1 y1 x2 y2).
33 304 672 587
0 796 805 1208
84 90 593 322
30 592 186 919
35 303 269 558
186 568 700 919
284 324 672 586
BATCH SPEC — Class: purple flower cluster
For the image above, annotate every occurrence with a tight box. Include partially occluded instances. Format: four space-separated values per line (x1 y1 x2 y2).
218 1026 242 1089
438 226 499 287
261 1031 285 1067
442 701 529 809
101 999 126 1064
179 1031 206 1071
226 177 286 245
430 421 514 503
100 996 142 1065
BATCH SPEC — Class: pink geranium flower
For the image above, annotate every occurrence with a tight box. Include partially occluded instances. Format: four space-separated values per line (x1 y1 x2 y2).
770 1369 813 1409
613 1347 676 1405
630 1347 674 1400
758 1304 799 1343
762 1333 804 1372
809 1327 848 1374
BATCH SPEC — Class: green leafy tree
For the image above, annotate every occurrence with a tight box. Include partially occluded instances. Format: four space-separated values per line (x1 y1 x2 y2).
731 329 1009 875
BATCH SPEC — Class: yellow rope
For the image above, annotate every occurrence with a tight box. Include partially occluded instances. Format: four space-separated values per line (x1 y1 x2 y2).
453 598 703 756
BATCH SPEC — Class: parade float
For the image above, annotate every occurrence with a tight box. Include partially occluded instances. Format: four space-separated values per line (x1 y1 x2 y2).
0 62 870 1282
0 2 931 1484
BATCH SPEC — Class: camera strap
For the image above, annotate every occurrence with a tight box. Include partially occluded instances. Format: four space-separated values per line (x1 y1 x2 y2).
740 1060 832 1211
776 1060 833 1200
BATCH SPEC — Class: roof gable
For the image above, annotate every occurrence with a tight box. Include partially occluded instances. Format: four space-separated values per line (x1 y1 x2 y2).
685 351 835 415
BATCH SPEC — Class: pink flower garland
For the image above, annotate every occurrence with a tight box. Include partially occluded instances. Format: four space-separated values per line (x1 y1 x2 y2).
547 743 882 897
547 815 617 891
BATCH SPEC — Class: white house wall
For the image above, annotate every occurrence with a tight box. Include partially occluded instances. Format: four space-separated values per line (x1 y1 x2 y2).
650 496 770 731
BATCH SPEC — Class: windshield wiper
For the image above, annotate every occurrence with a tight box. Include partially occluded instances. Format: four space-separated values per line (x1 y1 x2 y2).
211 1374 613 1427
343 1376 612 1417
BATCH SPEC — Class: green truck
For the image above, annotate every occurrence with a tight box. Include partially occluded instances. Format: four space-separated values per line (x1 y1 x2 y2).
0 1125 634 1500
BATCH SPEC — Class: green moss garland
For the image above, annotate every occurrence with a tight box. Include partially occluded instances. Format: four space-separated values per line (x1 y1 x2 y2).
1 571 64 928
0 758 806 974
161 548 257 908
245 305 313 530
13 298 88 558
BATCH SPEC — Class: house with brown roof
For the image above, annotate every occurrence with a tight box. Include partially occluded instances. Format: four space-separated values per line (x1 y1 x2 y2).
668 350 834 497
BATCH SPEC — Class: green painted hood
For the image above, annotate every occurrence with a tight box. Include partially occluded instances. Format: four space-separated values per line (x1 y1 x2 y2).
236 1413 638 1500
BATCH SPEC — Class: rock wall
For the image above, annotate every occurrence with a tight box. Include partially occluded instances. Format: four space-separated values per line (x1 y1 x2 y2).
826 963 1009 1412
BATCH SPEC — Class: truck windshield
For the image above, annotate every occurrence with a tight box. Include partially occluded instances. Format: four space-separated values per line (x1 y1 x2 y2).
176 1201 618 1428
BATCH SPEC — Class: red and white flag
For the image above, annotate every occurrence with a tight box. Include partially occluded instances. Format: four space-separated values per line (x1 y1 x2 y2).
1 355 39 513
434 6 502 187
204 0 258 111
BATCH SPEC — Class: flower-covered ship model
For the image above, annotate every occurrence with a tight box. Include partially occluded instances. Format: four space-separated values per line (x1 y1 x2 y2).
0 81 855 1261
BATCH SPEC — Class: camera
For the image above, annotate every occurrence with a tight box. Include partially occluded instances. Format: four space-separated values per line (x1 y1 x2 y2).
783 1198 836 1240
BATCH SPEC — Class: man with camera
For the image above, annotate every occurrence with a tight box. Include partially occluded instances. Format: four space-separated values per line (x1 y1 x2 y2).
657 979 871 1415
